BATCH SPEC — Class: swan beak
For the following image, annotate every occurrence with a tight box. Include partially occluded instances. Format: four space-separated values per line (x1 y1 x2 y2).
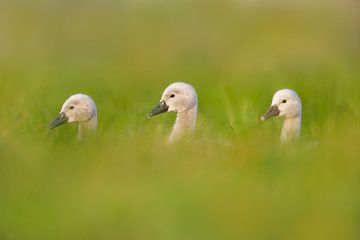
48 112 68 129
261 105 280 121
148 100 169 117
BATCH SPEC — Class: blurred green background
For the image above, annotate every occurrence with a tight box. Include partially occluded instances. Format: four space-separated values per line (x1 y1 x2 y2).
0 0 359 239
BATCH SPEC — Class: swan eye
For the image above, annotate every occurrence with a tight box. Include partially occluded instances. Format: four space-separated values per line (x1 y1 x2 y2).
170 94 175 98
282 99 287 104
69 106 74 110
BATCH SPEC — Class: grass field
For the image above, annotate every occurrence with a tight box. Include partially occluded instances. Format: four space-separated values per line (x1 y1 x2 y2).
0 1 360 239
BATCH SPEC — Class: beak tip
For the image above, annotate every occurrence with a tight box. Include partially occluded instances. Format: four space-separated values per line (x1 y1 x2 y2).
261 105 280 121
48 122 56 129
48 112 68 129
148 101 169 117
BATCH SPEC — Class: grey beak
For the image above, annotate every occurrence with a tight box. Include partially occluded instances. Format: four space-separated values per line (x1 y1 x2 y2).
48 112 68 129
148 100 169 117
261 105 280 121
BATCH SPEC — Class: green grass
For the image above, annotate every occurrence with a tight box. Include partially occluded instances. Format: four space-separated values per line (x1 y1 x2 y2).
0 1 360 239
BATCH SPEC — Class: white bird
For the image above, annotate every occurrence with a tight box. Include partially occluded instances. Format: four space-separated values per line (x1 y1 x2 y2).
261 89 302 144
48 94 97 141
148 82 198 143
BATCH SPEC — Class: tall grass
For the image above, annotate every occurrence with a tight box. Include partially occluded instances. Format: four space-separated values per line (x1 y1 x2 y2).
0 0 359 239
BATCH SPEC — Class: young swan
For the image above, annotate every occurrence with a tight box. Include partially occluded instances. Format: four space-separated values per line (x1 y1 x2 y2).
48 94 97 141
261 89 302 144
148 82 198 143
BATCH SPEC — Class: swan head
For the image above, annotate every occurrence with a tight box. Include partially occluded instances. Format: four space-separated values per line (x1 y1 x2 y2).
148 82 198 117
48 94 97 129
261 89 302 121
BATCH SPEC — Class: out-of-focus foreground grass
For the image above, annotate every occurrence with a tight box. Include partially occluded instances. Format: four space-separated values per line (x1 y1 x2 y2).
0 0 359 239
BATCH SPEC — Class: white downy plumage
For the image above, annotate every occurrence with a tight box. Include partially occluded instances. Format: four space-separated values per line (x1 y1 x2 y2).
149 82 198 143
48 94 97 141
261 89 302 144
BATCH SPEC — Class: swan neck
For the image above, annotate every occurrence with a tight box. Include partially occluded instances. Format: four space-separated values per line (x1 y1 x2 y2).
281 115 301 144
77 116 97 141
169 105 197 143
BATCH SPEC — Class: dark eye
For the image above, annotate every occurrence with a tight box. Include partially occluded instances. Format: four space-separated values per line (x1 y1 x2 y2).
170 94 175 98
69 106 74 109
282 99 287 104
